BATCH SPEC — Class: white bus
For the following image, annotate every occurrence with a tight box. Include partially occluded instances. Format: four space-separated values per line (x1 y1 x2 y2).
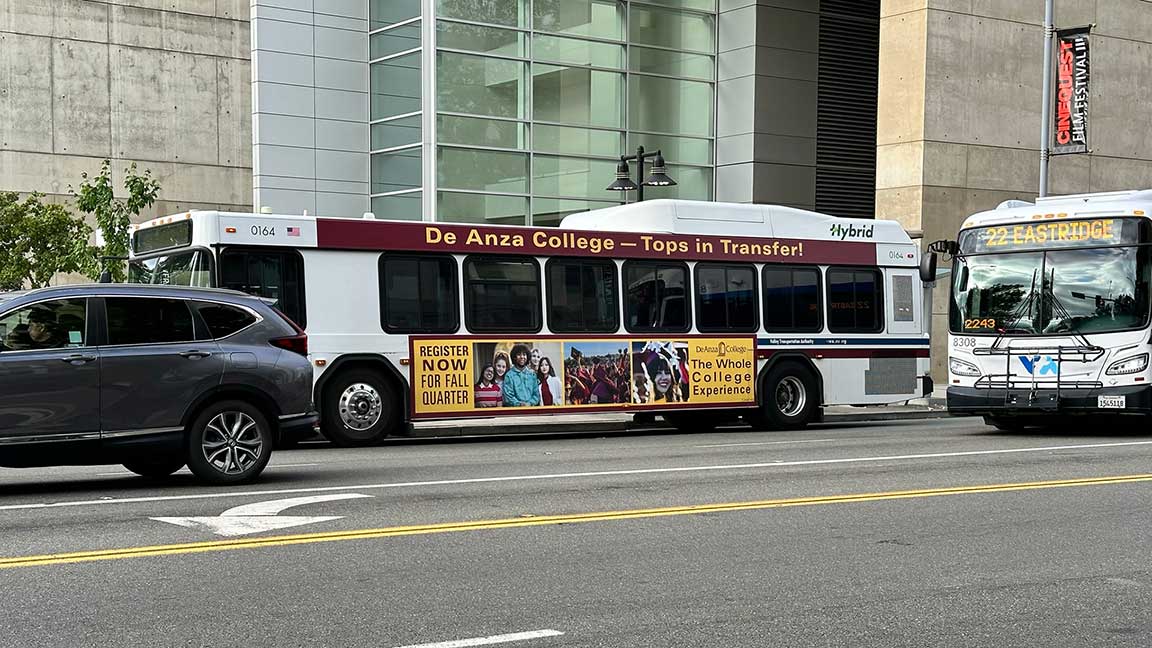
129 199 932 446
921 189 1152 429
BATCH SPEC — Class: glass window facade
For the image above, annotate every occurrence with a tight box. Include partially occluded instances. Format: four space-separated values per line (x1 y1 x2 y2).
370 1 716 225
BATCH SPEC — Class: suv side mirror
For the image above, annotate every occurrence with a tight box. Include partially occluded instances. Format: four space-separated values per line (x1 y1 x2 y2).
919 251 938 283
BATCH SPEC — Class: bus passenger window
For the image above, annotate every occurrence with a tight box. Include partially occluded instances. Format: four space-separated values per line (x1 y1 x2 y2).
826 268 883 333
546 259 618 333
763 266 822 333
695 263 757 332
379 254 459 333
623 262 690 333
464 257 540 333
219 248 307 328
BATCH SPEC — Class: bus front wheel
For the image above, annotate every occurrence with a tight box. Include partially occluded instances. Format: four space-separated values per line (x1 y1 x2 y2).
322 369 400 447
756 363 818 430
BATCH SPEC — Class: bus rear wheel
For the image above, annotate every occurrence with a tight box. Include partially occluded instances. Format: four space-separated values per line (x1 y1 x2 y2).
756 363 818 430
322 369 400 447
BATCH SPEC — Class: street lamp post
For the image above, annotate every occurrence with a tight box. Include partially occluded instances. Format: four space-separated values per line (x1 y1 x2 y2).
605 145 676 202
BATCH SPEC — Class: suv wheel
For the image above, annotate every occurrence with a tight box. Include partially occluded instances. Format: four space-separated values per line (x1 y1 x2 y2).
122 457 185 479
186 400 273 485
322 369 399 447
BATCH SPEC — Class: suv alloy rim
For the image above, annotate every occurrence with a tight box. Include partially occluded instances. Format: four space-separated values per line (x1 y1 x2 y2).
775 376 806 417
202 411 264 475
339 383 383 431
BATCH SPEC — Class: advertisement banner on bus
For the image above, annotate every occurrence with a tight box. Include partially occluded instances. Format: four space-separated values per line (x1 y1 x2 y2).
410 336 756 417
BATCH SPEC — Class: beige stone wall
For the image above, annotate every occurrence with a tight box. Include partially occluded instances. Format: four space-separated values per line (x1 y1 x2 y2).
0 0 252 220
877 0 1152 380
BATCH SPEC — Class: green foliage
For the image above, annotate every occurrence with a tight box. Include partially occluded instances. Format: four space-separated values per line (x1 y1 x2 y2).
0 192 94 291
73 160 160 282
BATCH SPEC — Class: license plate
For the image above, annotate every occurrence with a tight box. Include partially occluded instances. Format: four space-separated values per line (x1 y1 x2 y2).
1098 395 1126 409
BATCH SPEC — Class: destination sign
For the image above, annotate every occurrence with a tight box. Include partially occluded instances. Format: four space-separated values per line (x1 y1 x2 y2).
960 218 1141 253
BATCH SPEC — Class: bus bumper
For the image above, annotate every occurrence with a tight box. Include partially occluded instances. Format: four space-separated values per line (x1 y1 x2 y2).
947 384 1152 415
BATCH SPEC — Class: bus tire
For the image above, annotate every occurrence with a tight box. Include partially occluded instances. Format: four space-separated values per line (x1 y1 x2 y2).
322 369 400 447
758 362 818 430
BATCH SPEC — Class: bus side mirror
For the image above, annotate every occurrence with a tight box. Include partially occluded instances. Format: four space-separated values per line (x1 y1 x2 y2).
919 251 937 283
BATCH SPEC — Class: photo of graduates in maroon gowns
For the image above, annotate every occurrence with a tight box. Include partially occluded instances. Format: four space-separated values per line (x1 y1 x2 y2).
563 342 630 405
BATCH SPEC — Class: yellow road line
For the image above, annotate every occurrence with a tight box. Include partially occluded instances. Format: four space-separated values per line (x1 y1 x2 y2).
4 473 1151 570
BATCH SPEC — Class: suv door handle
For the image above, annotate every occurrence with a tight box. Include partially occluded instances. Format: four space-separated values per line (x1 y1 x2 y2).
60 354 96 364
179 350 213 359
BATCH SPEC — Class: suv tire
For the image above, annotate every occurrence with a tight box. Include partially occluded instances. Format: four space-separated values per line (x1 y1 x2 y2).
186 400 273 485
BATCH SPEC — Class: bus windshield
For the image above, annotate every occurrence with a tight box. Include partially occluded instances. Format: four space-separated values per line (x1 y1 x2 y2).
951 221 1151 335
129 249 214 287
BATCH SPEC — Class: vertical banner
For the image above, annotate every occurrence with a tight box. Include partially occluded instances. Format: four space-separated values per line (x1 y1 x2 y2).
1052 26 1090 155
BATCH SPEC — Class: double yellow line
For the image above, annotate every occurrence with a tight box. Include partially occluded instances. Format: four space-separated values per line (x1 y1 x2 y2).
4 473 1151 570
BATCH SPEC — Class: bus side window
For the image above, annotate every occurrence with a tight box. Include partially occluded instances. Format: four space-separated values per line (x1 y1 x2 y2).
623 261 691 334
826 267 883 333
763 266 822 333
695 263 757 332
218 248 307 328
546 259 618 333
379 254 459 333
463 256 541 333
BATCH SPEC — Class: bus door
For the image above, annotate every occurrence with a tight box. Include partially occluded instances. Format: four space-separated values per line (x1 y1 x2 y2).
217 247 307 328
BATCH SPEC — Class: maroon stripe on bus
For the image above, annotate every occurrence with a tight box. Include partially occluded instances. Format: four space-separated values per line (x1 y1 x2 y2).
316 218 879 265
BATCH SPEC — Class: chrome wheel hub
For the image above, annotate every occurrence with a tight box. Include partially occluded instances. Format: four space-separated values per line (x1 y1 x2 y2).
339 383 383 431
775 376 806 417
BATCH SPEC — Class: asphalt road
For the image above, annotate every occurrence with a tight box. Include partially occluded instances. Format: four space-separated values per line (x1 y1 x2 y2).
1 417 1151 647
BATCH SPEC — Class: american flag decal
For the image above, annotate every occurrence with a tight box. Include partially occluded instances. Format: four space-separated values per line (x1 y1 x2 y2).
287 226 300 237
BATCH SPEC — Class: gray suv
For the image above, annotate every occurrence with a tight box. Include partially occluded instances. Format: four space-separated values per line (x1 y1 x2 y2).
0 285 316 485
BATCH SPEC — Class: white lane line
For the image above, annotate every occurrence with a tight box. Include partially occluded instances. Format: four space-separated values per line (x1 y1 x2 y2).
695 438 835 448
4 439 1152 512
393 630 563 648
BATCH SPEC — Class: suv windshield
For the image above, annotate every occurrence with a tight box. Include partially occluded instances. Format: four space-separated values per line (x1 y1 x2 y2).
951 219 1151 335
129 250 214 287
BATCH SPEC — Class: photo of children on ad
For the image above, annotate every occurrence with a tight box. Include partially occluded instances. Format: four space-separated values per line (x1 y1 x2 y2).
631 340 690 404
473 341 562 408
564 342 630 405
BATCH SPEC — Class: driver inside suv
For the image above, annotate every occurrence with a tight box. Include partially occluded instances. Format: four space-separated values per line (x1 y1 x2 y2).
4 308 66 350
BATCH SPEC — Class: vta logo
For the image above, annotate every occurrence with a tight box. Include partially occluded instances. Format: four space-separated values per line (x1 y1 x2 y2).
1019 355 1057 375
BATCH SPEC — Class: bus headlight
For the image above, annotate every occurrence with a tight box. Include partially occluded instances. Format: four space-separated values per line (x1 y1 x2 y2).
949 357 981 377
1105 353 1149 376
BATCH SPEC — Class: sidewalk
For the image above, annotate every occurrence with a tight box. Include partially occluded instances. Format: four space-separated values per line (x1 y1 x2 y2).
408 402 950 438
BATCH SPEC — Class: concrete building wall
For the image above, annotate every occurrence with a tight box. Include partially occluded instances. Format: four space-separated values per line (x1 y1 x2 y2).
876 0 1152 379
250 0 369 217
0 0 252 219
716 0 819 210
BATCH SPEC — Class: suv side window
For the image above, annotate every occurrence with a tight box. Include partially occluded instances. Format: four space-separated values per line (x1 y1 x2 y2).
0 299 87 351
195 302 258 339
105 297 196 345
